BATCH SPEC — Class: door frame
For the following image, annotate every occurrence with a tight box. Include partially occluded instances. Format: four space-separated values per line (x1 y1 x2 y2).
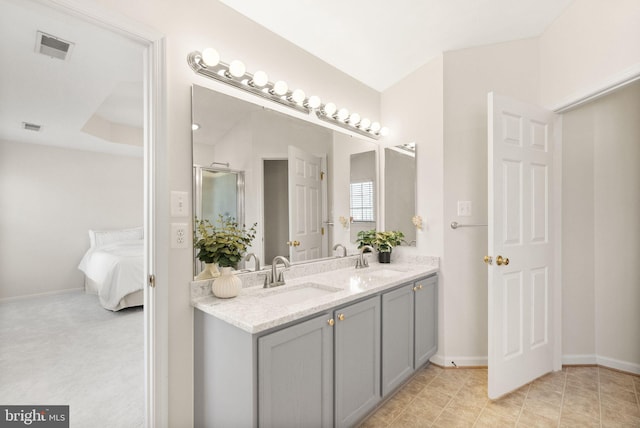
41 0 167 426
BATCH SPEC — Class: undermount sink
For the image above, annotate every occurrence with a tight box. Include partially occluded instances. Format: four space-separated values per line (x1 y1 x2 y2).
260 283 340 306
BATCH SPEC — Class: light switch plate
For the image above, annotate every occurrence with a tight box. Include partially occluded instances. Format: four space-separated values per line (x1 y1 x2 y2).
457 201 472 217
171 191 189 217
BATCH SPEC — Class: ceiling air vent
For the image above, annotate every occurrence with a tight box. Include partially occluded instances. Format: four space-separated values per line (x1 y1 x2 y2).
35 31 74 61
22 122 42 132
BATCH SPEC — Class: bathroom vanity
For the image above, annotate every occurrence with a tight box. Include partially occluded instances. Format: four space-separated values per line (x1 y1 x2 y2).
193 258 438 428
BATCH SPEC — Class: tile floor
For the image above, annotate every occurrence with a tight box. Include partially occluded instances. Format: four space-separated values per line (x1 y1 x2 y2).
360 365 640 427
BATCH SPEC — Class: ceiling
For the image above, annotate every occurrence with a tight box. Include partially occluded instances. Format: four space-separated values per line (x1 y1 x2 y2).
0 0 573 155
0 0 144 156
220 0 573 91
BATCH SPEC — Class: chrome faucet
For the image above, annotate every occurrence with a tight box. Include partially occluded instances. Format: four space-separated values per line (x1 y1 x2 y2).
268 256 290 287
333 243 347 258
355 245 374 269
244 253 260 271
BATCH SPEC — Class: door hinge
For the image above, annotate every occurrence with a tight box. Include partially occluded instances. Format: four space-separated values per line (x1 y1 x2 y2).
320 171 325 180
148 274 156 288
321 227 325 235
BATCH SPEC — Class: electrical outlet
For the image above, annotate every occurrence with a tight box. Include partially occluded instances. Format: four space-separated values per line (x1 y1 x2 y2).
171 191 189 217
457 201 472 216
171 223 188 249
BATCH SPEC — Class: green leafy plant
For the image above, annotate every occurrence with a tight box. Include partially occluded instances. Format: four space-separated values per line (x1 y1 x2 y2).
194 215 257 268
356 229 377 250
356 229 405 253
374 230 405 253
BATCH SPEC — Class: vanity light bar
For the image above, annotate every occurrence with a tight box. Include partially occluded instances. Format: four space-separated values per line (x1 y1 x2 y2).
187 48 389 139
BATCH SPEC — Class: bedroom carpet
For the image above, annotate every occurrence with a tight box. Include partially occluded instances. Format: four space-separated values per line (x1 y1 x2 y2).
0 291 143 427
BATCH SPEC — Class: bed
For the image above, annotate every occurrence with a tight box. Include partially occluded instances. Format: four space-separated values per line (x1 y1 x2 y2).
78 227 144 311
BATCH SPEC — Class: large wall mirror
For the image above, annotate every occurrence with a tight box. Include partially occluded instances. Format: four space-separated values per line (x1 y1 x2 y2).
384 143 417 245
192 84 379 275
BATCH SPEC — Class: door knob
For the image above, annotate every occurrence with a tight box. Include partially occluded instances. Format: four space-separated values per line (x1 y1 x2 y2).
483 256 493 265
287 240 301 247
337 313 345 321
328 318 335 326
496 255 510 266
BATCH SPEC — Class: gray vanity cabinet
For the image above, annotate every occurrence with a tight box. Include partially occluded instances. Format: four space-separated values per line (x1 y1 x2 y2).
258 313 333 428
381 275 439 395
414 275 438 367
381 284 415 395
334 296 381 428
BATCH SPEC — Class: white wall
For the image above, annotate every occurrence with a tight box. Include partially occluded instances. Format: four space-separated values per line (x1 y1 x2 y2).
562 81 640 372
0 139 143 299
540 0 640 109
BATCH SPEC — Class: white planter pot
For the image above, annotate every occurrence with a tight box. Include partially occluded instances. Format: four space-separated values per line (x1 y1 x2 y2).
212 267 241 298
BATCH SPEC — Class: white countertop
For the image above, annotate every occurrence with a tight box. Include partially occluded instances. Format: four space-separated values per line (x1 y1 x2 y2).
193 262 438 334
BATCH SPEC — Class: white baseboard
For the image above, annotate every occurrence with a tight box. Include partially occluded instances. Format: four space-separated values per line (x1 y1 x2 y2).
596 355 640 375
0 287 83 303
430 353 487 367
562 354 597 365
432 353 639 375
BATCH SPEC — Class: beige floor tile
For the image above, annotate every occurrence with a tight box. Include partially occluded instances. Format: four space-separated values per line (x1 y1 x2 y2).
390 401 444 427
474 408 518 427
373 395 410 425
563 384 599 402
526 382 564 406
565 365 598 376
601 405 640 427
444 397 484 423
561 390 600 421
600 393 640 418
522 397 561 421
359 414 389 428
427 376 464 397
559 409 600 428
415 385 453 408
599 368 636 390
454 385 489 408
516 408 557 427
432 409 476 427
402 377 428 396
600 386 638 405
485 398 524 420
565 374 599 392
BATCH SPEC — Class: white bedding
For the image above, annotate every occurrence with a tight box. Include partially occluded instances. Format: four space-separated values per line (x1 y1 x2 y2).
78 240 144 311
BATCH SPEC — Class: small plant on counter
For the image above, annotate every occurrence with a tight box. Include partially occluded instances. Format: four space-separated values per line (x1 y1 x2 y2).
356 229 377 251
374 230 405 253
194 215 257 268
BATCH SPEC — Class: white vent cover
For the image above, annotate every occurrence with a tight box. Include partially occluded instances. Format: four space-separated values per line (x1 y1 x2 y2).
22 122 42 132
35 31 74 61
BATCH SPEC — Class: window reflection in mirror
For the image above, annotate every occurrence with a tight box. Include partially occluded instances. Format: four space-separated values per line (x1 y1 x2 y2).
384 143 417 245
349 150 377 243
191 84 379 271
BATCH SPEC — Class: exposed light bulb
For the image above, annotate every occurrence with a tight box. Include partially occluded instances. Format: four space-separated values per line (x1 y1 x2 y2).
337 108 349 121
201 48 220 67
370 122 381 133
272 80 288 96
290 89 306 104
380 127 390 136
192 123 200 131
323 102 337 116
306 95 321 109
360 118 371 130
228 60 246 78
349 113 361 126
251 70 269 87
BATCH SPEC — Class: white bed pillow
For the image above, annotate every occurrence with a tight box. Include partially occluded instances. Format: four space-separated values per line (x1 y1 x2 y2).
89 227 143 248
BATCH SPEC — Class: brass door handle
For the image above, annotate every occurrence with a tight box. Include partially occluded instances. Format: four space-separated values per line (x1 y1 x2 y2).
413 284 424 291
337 313 345 321
287 240 301 247
483 255 493 265
328 318 335 326
496 255 510 266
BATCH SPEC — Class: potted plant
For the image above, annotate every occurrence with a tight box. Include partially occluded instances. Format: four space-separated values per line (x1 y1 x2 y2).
374 230 405 263
194 216 257 298
356 229 377 251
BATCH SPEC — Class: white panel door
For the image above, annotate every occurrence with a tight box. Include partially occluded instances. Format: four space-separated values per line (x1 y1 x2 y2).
288 145 323 262
487 92 560 399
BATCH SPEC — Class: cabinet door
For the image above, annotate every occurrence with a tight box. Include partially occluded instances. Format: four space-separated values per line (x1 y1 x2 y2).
414 276 438 368
334 296 381 428
381 284 415 396
258 313 333 428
